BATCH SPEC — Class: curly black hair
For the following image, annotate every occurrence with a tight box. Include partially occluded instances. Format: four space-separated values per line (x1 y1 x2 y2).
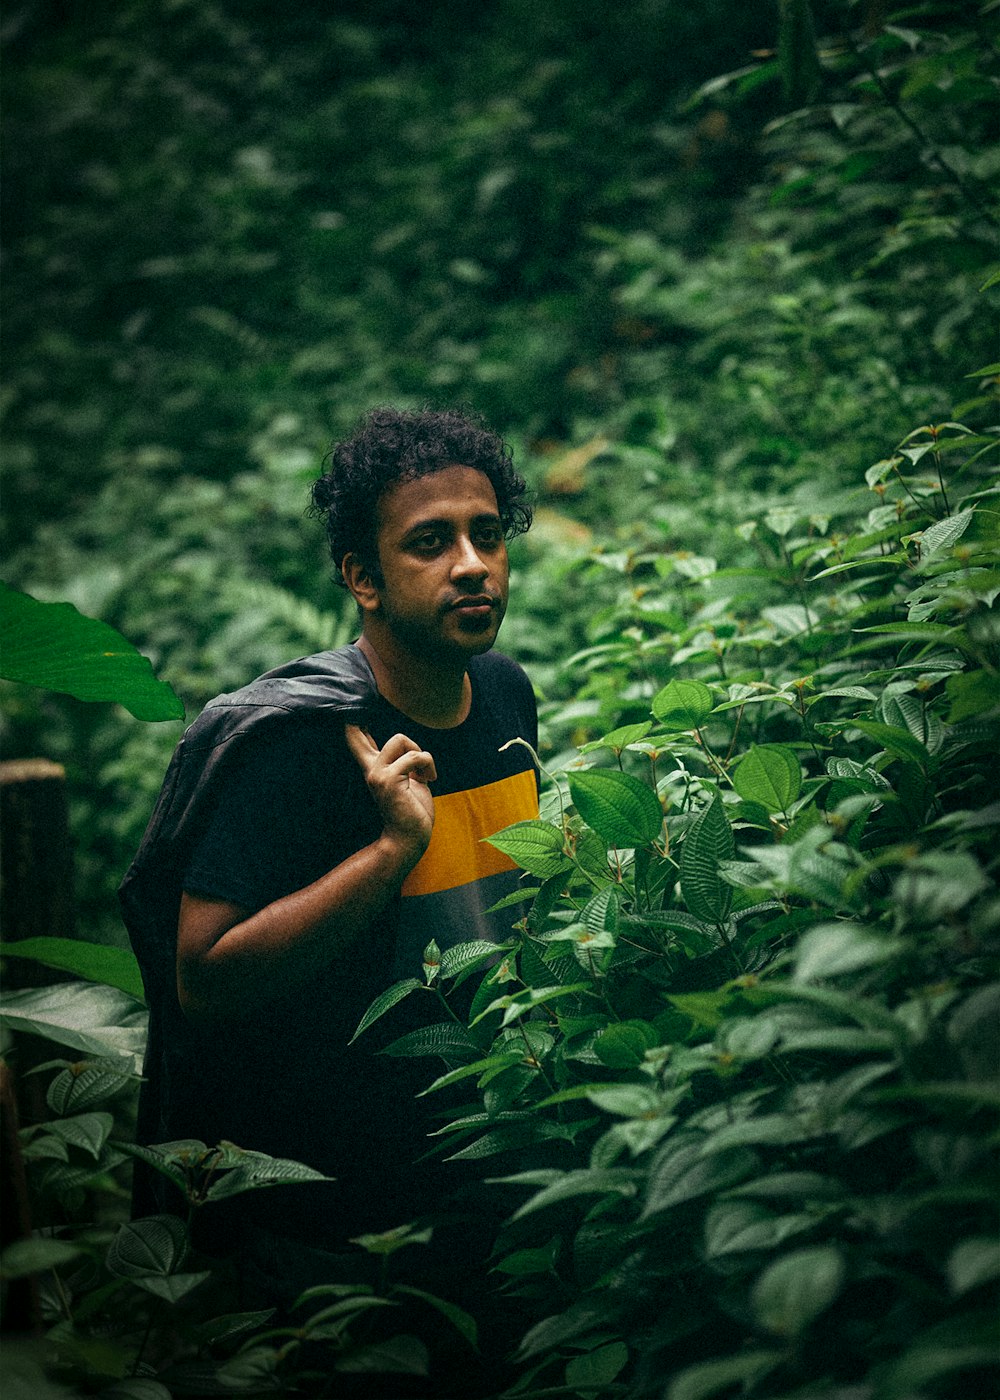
311 406 532 585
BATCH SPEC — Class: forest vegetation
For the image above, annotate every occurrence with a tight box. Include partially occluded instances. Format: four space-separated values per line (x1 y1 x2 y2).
1 0 998 1396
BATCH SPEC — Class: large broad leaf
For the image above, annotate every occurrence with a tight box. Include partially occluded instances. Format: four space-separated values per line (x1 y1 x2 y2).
1 937 145 1002
651 678 714 730
0 981 147 1071
593 1020 657 1069
133 1270 212 1304
1 1237 83 1279
445 1122 568 1161
704 1200 814 1257
0 582 184 721
417 1051 524 1097
515 1300 610 1361
568 769 663 847
106 1215 189 1280
394 1285 478 1348
506 1167 641 1220
472 983 590 1030
485 820 573 878
565 1342 629 1391
335 1335 429 1376
40 1112 115 1160
586 1082 663 1118
578 721 653 754
732 745 801 814
916 506 976 560
679 792 734 924
642 1141 759 1217
752 1245 845 1337
793 922 903 983
439 940 504 980
380 1022 480 1060
46 1058 139 1114
667 1350 785 1400
947 1237 1000 1296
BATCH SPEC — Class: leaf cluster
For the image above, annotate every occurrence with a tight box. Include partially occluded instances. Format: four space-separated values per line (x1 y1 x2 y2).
352 419 1000 1398
1 1054 477 1396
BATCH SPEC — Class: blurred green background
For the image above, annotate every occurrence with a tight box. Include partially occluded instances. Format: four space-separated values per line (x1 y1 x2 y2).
3 0 997 939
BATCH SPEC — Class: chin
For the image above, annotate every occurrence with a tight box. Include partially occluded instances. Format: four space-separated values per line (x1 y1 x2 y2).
449 621 501 655
455 629 499 654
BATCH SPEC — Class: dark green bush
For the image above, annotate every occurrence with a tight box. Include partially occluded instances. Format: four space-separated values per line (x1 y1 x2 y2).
356 419 1000 1398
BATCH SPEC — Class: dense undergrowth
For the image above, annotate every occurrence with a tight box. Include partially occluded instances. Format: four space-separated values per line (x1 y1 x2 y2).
359 420 1000 1399
2 0 999 1395
3 412 997 1398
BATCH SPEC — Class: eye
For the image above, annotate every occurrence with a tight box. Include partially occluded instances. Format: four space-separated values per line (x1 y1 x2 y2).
474 523 504 547
411 532 444 553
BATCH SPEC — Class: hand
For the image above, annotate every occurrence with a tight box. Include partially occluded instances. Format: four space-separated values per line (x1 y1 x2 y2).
344 725 436 857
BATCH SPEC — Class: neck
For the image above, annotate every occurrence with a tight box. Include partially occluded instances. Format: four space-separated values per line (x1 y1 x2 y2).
356 630 471 728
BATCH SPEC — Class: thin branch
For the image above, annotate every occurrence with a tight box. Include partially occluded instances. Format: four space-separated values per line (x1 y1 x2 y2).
844 26 998 229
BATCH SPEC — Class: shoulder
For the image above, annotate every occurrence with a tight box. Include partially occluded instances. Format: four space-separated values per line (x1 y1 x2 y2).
469 651 537 739
206 644 375 717
470 650 534 696
183 645 375 751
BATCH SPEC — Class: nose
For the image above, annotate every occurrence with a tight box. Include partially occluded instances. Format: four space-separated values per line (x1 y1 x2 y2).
451 533 490 583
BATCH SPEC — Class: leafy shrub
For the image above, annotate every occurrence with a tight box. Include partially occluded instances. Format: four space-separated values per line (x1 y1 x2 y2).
4 1048 473 1396
355 417 1000 1398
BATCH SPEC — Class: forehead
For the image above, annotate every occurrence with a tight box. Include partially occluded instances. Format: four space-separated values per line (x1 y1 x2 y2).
376 465 500 537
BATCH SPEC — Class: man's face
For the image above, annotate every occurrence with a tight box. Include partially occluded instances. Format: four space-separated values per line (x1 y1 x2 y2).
368 465 509 661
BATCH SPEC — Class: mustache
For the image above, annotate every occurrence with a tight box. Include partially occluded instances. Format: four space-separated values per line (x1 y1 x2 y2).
445 591 502 609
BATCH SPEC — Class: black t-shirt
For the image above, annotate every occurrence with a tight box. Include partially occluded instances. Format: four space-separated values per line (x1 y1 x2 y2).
174 648 538 1246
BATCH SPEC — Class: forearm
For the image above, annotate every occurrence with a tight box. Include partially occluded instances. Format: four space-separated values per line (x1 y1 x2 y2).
177 831 422 1024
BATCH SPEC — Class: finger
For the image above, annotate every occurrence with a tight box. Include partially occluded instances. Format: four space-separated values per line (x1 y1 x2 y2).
379 732 425 764
386 749 438 785
344 723 379 769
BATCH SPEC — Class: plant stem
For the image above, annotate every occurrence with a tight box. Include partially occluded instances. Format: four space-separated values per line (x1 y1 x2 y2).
693 726 731 785
516 1021 556 1092
50 1266 74 1324
724 705 745 766
931 435 951 517
844 25 998 229
434 984 465 1026
131 1303 159 1376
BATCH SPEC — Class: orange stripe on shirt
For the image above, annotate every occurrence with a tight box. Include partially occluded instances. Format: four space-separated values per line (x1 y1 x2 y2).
401 768 539 898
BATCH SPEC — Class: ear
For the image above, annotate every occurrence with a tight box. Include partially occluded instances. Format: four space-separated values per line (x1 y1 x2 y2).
341 552 381 613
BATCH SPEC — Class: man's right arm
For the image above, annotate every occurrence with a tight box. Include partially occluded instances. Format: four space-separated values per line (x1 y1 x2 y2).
176 727 435 1026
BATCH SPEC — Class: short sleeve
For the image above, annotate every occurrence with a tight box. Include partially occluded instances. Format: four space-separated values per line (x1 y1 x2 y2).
183 716 370 913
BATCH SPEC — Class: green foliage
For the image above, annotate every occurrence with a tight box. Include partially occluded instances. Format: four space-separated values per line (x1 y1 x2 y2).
0 940 145 1002
1 982 149 1070
0 584 182 722
5 0 997 944
2 1045 483 1394
355 422 999 1397
1 0 773 549
3 3 999 1394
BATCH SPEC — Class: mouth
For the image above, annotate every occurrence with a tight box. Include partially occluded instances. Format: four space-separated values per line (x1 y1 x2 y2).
447 595 500 624
448 595 497 615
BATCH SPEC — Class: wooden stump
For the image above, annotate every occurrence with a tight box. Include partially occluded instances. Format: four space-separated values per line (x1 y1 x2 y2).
1 759 76 963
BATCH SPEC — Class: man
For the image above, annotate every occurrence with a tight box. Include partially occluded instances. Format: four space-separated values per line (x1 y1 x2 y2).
119 406 538 1291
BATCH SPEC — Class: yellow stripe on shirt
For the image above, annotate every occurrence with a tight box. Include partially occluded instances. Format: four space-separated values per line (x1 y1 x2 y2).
401 768 539 898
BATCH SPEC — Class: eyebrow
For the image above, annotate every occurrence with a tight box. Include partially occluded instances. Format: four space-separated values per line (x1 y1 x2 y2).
402 511 501 538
